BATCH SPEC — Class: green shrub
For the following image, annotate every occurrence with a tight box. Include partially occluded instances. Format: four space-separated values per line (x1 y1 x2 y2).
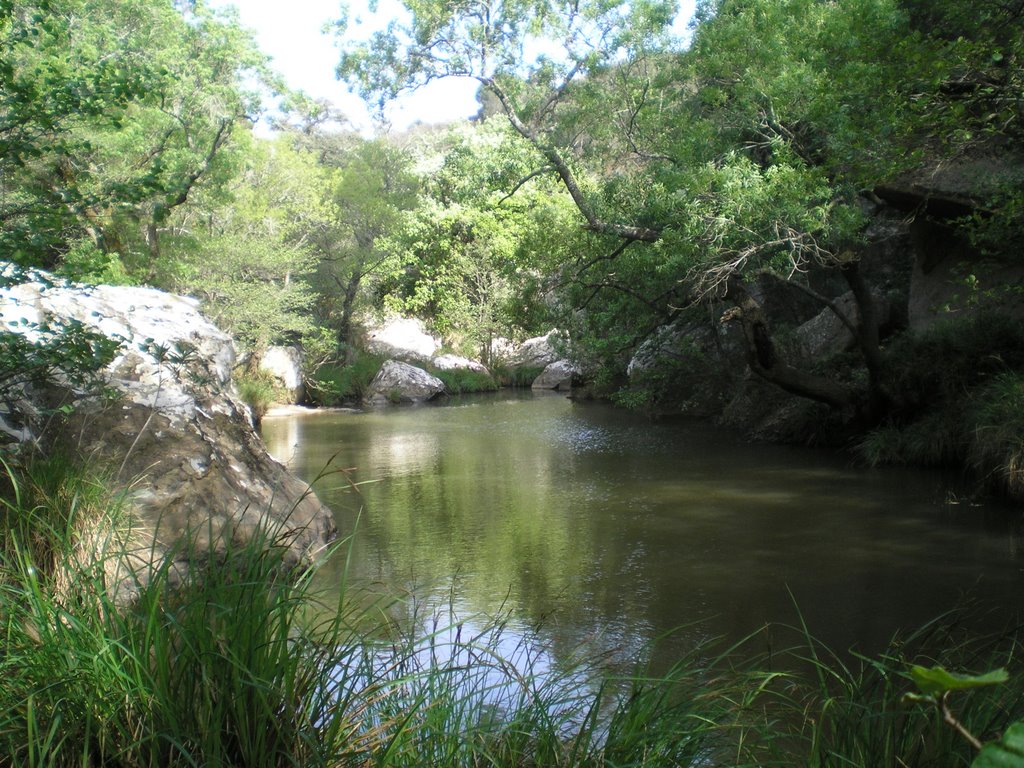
306 352 386 406
859 312 1024 498
235 369 282 420
743 617 1024 768
967 372 1024 500
430 366 498 394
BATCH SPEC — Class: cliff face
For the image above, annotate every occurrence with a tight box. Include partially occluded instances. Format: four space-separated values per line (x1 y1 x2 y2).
0 267 336 575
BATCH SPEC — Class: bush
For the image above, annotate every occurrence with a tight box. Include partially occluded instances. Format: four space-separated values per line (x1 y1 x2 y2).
235 369 283 421
491 364 545 388
967 372 1024 500
859 312 1024 499
306 352 386 406
429 366 498 394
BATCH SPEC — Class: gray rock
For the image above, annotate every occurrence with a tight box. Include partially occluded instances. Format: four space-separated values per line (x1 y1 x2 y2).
259 345 304 403
365 316 439 362
794 291 891 360
499 330 561 368
364 360 445 404
0 269 336 576
531 360 579 390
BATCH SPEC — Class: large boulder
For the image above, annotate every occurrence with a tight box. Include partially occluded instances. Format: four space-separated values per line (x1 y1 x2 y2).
497 330 561 369
793 291 893 360
531 360 579 391
259 345 305 403
365 316 440 362
364 360 445 405
0 269 336 573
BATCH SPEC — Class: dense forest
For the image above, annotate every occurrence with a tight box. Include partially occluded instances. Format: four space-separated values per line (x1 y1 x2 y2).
4 0 1024 496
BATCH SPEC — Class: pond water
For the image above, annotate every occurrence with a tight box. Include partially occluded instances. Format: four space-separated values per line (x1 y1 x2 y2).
262 391 1024 670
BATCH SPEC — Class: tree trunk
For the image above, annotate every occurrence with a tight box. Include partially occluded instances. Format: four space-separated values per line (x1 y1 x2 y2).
336 272 362 353
840 260 891 419
724 276 855 409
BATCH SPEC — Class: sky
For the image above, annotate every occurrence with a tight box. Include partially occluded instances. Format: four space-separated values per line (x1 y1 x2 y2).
207 0 480 133
209 0 696 135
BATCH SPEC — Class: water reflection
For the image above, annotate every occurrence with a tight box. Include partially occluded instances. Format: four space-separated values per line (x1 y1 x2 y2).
264 393 1024 671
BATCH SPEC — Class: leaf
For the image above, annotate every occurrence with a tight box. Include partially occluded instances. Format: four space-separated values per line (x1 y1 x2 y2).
973 722 1024 768
910 665 1009 696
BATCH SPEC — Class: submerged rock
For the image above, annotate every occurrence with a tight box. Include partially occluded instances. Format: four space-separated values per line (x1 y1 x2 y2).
364 360 445 405
0 269 336 575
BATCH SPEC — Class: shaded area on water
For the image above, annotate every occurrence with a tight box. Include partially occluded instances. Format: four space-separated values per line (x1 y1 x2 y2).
263 391 1024 669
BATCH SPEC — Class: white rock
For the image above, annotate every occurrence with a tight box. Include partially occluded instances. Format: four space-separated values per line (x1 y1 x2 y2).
259 346 304 403
431 353 488 373
365 316 439 361
0 267 336 574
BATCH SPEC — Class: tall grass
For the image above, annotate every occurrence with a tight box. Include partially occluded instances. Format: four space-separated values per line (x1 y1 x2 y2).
859 312 1024 500
736 614 1024 767
427 366 499 395
235 369 285 421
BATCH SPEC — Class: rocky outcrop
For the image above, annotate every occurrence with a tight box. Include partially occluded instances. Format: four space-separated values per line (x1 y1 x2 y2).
365 316 440 362
531 360 579 391
364 360 445 405
0 269 336 574
259 345 305 403
493 330 561 369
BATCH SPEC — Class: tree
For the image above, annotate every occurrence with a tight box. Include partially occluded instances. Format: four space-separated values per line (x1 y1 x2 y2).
163 137 318 361
377 119 575 361
0 0 266 281
297 133 420 353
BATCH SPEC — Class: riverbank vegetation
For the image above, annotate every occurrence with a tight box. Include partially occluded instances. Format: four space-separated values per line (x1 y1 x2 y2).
2 453 1023 766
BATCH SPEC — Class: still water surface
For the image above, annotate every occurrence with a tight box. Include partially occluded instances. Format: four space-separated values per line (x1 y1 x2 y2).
262 391 1024 668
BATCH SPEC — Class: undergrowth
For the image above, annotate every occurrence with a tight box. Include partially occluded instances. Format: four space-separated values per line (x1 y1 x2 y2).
859 312 1024 500
306 352 386 406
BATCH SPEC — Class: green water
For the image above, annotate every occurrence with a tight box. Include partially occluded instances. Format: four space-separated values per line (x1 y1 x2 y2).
262 391 1024 666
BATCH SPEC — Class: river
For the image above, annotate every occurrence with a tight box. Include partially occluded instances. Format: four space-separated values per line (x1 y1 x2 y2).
262 391 1024 671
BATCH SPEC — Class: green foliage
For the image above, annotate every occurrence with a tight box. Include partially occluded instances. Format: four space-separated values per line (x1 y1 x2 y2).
860 315 1024 498
429 366 499 395
306 352 386 406
910 666 1010 697
164 138 318 355
234 369 284 422
0 0 267 275
974 723 1024 767
966 372 1024 499
379 119 570 358
490 365 546 389
0 271 122 417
